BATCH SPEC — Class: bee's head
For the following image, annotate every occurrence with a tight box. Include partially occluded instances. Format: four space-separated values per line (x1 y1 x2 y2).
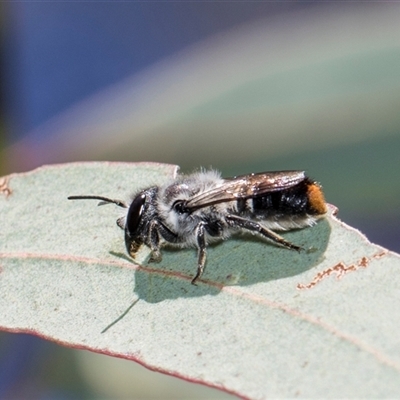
124 192 147 256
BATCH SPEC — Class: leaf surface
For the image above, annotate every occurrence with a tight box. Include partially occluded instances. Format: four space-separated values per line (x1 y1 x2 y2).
1 162 399 399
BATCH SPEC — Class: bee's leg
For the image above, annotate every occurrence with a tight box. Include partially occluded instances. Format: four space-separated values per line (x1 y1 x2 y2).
148 220 162 263
148 220 179 263
192 222 207 285
226 214 302 251
116 217 125 230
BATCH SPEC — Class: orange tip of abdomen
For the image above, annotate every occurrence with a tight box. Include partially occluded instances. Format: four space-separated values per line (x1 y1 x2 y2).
307 182 327 215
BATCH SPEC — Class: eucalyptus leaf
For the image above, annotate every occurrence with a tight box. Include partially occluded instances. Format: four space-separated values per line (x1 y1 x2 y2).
1 162 399 399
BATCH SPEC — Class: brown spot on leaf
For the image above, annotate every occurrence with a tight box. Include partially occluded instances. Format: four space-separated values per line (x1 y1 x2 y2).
297 250 387 290
0 177 12 198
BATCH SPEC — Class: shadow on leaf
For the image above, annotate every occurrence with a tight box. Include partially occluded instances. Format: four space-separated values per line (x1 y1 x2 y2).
133 219 330 303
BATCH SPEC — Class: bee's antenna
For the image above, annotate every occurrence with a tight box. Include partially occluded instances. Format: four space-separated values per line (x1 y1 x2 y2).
68 195 128 208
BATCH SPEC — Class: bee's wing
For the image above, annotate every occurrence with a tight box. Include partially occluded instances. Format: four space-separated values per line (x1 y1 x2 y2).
185 170 306 211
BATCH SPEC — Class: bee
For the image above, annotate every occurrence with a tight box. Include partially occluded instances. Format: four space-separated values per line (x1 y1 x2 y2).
68 169 327 284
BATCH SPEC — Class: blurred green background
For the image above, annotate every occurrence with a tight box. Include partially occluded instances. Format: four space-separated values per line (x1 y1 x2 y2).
1 2 399 399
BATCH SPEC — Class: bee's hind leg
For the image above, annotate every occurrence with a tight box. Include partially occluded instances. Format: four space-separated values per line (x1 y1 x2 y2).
226 214 302 251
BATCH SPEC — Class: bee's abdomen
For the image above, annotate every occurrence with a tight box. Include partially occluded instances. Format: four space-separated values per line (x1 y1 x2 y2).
249 178 327 217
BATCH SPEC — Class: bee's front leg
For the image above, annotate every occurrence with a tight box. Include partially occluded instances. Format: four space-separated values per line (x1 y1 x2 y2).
148 219 179 263
148 220 163 263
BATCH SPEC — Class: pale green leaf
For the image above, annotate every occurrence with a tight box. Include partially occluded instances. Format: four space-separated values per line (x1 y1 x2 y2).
1 162 399 399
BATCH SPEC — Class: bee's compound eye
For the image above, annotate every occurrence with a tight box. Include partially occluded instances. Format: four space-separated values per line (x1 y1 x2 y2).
126 193 146 237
